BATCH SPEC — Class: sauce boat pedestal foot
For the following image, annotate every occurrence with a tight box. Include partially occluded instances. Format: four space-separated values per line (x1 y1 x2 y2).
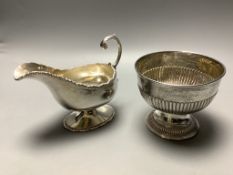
63 105 115 132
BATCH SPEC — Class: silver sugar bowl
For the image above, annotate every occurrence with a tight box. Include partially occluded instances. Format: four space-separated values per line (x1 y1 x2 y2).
135 51 225 140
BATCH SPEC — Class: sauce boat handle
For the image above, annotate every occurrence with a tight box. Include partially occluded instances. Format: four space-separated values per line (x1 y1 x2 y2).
100 34 122 68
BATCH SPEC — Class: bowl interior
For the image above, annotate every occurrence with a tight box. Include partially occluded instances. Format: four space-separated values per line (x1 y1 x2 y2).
136 51 225 86
62 63 115 86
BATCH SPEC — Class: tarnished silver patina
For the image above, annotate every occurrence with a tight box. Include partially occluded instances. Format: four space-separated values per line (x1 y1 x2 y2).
135 51 225 140
14 34 122 132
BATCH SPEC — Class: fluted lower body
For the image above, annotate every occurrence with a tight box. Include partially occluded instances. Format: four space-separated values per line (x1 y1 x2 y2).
140 91 215 140
140 91 215 114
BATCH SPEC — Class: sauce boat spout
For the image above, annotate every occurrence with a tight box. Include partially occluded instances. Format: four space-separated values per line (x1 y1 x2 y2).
14 63 60 80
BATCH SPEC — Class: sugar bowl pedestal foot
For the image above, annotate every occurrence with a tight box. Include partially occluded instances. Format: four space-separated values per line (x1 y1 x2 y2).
146 110 199 140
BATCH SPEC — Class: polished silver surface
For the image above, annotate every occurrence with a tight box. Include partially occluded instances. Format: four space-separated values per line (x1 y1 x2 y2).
14 34 122 132
135 51 226 140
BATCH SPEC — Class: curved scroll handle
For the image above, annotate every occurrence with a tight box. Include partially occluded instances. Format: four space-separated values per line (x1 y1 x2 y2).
100 34 122 69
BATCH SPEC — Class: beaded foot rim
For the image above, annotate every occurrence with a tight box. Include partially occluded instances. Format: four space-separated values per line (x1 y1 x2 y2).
146 110 200 140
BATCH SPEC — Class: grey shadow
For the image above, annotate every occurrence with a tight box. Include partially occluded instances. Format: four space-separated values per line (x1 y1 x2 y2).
140 109 223 155
26 103 123 147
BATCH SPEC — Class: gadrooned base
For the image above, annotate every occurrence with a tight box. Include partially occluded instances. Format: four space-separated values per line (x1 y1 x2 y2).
63 105 115 132
146 110 200 140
